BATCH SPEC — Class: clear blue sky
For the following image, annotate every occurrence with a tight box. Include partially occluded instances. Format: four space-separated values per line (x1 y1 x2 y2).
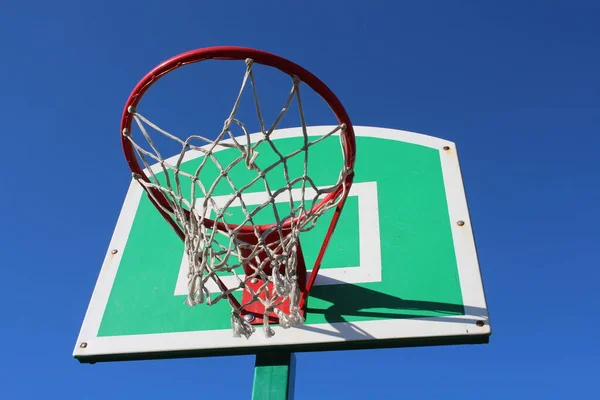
2 1 598 399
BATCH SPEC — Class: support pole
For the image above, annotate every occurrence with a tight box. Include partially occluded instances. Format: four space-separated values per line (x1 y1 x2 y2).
252 352 296 400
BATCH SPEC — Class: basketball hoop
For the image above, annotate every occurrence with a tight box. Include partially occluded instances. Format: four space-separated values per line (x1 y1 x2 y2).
120 46 356 338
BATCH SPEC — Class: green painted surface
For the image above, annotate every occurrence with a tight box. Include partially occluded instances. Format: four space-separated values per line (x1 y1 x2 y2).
98 136 464 337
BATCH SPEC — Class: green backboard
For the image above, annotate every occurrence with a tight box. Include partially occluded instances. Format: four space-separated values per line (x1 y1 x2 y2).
74 126 490 363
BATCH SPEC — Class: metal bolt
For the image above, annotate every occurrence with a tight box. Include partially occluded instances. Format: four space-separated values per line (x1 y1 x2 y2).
476 320 485 327
243 314 255 322
443 146 450 151
80 342 88 348
111 249 118 255
250 278 259 284
457 220 465 226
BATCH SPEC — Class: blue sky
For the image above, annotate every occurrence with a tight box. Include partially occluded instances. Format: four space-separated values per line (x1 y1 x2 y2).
2 1 599 399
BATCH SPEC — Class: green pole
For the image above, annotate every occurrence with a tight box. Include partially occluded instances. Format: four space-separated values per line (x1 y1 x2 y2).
252 352 296 400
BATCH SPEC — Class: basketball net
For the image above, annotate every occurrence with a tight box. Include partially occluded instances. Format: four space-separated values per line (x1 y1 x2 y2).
122 59 351 338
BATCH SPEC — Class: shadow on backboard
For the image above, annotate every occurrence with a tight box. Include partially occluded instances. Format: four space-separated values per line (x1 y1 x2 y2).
298 280 487 340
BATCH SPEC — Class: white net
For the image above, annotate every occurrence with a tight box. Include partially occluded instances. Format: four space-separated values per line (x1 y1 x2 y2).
122 59 352 338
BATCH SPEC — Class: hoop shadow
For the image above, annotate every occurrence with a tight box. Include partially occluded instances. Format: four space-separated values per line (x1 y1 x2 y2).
297 280 487 340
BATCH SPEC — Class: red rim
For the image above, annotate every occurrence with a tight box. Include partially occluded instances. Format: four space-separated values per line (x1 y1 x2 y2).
121 46 356 235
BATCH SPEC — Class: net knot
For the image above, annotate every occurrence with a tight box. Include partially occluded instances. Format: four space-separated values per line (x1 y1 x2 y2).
232 313 256 339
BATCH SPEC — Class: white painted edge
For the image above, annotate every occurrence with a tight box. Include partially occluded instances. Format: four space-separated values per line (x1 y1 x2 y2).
75 316 490 359
73 126 490 358
147 125 452 174
440 145 489 320
74 179 144 350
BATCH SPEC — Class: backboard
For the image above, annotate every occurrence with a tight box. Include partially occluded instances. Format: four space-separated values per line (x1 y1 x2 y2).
74 125 490 363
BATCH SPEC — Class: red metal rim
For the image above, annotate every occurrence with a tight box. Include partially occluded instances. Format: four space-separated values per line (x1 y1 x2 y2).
121 46 356 235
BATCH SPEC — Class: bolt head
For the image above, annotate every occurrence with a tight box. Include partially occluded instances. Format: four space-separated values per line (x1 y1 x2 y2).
457 220 465 226
80 342 88 348
243 314 255 322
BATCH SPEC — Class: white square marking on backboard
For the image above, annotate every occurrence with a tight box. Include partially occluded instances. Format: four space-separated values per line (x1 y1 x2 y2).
173 181 381 295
